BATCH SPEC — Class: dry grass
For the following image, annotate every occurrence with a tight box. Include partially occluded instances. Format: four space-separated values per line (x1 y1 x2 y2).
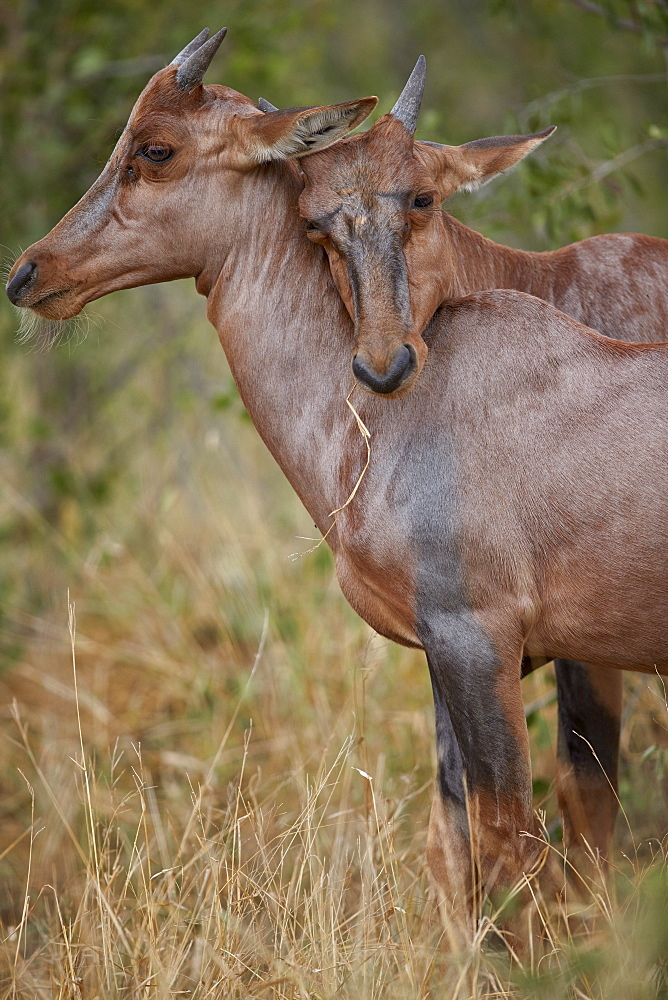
1 286 666 998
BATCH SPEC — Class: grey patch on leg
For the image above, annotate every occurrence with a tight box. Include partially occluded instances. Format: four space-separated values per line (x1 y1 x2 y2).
398 425 526 799
420 609 527 799
555 658 620 783
430 672 466 812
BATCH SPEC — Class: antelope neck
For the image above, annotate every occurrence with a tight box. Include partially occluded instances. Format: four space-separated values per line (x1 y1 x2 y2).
204 161 359 535
439 213 545 298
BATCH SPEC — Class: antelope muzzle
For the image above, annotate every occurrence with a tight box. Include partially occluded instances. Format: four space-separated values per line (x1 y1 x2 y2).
6 259 39 305
352 341 418 395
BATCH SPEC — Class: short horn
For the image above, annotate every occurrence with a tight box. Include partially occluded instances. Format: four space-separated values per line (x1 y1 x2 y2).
170 28 210 66
175 27 227 90
258 97 279 113
390 54 426 136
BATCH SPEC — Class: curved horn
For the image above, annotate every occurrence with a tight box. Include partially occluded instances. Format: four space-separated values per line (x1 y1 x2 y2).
258 97 279 113
170 28 210 66
390 54 426 136
176 27 227 90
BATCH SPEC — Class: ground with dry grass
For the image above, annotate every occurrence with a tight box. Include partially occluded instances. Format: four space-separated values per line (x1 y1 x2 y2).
1 285 666 999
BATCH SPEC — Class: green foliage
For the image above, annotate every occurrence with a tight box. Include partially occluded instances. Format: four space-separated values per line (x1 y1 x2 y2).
513 866 668 1000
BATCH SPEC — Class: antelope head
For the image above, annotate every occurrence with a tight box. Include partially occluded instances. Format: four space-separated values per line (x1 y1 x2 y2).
298 57 555 397
6 29 376 323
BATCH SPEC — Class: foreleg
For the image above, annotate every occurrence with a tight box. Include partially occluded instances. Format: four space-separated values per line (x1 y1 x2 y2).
421 612 543 945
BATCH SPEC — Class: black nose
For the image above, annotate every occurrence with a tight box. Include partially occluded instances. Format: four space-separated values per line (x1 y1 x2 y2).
6 260 38 304
352 343 417 394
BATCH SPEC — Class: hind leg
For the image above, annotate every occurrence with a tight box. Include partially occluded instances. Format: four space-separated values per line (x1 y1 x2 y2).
555 659 622 867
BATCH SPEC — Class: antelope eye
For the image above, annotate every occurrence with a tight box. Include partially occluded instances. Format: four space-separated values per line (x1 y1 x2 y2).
413 193 434 209
304 221 319 232
139 145 173 162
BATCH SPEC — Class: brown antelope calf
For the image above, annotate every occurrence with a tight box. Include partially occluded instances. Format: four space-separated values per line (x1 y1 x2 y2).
293 57 668 874
296 74 668 923
6 32 666 942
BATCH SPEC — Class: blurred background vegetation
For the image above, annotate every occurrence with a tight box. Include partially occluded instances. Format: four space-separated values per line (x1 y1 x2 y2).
0 1 667 996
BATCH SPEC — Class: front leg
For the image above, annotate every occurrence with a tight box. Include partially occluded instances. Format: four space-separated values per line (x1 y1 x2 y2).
421 611 542 938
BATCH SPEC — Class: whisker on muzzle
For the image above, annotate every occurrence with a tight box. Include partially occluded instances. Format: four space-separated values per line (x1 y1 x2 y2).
15 307 81 353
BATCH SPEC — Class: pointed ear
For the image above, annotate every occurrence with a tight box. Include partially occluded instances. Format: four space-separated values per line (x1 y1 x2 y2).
415 126 556 201
245 98 378 162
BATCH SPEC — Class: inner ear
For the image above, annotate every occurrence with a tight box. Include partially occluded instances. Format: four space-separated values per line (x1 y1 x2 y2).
289 106 361 156
249 98 377 162
415 125 556 200
457 126 557 189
